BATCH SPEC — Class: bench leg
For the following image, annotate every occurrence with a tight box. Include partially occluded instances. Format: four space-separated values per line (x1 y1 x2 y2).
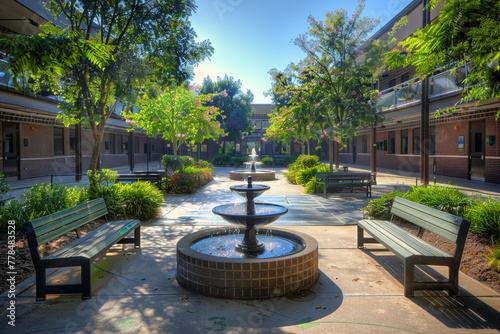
82 261 91 299
35 268 47 301
404 260 415 297
448 264 459 296
357 226 364 248
134 226 141 248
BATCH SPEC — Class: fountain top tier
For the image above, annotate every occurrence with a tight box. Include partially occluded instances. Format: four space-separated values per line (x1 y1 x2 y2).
230 176 269 200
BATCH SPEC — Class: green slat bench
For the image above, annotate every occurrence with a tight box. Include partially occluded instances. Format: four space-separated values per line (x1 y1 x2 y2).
21 197 142 300
116 173 162 190
315 172 373 198
357 196 470 296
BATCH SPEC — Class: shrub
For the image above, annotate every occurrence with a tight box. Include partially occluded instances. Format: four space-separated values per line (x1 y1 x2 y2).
114 181 164 221
179 155 195 168
230 156 249 167
196 159 212 168
465 197 500 239
86 169 121 212
162 154 184 174
21 184 84 221
274 155 293 166
0 173 11 194
404 185 472 216
0 200 27 231
259 156 274 166
288 155 319 171
360 191 406 219
296 164 331 186
212 154 232 165
165 165 214 194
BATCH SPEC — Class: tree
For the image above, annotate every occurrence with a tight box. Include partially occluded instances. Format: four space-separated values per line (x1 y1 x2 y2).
267 0 383 170
200 75 254 143
385 0 500 118
0 0 213 170
123 85 225 156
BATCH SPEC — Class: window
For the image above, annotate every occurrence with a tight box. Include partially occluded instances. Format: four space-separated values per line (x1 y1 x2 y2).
388 79 396 88
54 127 64 156
109 133 115 154
362 135 367 153
401 130 408 154
389 131 396 154
262 120 270 129
413 128 420 154
135 137 140 153
430 127 436 155
201 144 208 153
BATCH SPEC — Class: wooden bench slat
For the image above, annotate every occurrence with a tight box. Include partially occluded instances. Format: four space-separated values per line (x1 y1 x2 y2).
315 172 373 198
35 208 108 245
46 219 140 260
31 199 107 228
358 219 452 259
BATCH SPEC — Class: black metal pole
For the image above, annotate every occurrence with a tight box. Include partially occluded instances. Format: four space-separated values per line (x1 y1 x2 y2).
420 0 431 186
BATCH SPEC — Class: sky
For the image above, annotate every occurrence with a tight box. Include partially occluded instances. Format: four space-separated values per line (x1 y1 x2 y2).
189 0 415 104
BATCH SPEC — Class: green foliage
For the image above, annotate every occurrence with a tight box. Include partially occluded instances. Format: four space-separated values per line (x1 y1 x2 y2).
196 159 212 168
284 155 320 184
179 156 195 168
86 170 120 212
259 156 274 166
0 0 214 170
404 185 472 217
266 0 387 172
166 166 214 194
114 182 164 221
360 191 405 219
230 156 248 167
387 0 500 118
464 198 500 239
0 200 27 231
304 178 318 194
21 184 84 221
273 155 293 166
162 154 184 174
212 154 232 165
124 85 225 156
200 75 255 141
485 241 500 272
0 174 11 194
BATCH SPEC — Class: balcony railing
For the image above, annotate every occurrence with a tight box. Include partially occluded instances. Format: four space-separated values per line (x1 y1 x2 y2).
377 63 469 110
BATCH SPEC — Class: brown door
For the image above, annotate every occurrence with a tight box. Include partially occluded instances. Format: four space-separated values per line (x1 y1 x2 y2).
469 120 485 181
2 123 19 178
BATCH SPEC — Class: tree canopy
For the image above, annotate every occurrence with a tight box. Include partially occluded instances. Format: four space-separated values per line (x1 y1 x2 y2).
0 0 213 170
385 0 500 118
266 0 384 169
199 75 255 142
123 84 225 156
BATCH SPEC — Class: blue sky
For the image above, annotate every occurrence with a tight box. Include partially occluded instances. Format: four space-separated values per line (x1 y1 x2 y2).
189 0 415 103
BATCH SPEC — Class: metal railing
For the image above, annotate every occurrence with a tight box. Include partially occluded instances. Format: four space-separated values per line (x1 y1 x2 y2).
377 63 470 110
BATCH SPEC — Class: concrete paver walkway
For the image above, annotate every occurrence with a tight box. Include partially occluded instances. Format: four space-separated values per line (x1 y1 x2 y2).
1 165 500 333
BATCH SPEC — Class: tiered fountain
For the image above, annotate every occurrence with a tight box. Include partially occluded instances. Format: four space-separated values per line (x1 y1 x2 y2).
229 148 275 180
176 176 319 299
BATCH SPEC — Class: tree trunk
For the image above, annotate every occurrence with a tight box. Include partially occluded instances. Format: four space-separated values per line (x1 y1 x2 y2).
329 139 334 172
335 141 340 169
88 127 105 171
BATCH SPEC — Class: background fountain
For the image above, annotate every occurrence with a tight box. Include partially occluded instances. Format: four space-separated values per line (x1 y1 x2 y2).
176 176 319 299
229 148 276 180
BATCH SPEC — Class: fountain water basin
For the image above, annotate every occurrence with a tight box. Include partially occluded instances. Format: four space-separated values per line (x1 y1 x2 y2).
229 148 275 180
176 176 319 299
